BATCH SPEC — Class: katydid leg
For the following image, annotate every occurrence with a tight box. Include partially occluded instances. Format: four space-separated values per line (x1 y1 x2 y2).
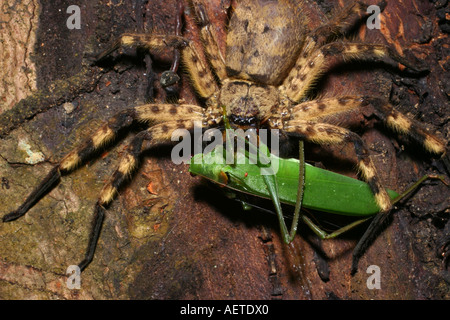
263 141 306 244
302 215 371 240
351 174 449 274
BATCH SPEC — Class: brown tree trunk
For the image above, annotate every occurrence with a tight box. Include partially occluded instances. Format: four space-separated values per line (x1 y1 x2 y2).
0 0 448 299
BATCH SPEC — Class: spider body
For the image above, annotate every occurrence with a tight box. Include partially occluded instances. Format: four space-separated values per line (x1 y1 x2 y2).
220 80 279 126
2 0 448 276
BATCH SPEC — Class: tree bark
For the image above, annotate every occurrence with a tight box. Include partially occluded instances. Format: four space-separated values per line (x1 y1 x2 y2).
0 0 448 299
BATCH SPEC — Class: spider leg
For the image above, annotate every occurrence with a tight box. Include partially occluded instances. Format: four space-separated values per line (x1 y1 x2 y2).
182 40 220 99
290 96 446 156
2 104 203 222
2 166 62 222
96 32 188 98
96 2 219 100
2 109 133 222
190 0 227 82
95 33 188 62
311 1 387 46
78 128 152 270
281 41 424 103
79 119 204 270
278 0 391 102
102 32 219 99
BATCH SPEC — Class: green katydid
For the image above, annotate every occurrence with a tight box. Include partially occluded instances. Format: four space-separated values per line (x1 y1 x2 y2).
189 139 445 265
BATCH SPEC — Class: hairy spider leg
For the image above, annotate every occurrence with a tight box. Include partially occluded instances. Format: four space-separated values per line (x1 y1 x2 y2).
79 117 203 270
3 104 204 268
190 0 227 82
2 104 202 221
290 96 446 155
311 0 387 47
181 43 220 99
280 41 425 103
57 104 203 172
276 1 417 102
95 0 225 101
96 34 219 100
95 33 187 62
2 108 133 222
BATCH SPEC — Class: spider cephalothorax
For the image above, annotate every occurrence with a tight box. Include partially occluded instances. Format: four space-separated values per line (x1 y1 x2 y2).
2 0 447 274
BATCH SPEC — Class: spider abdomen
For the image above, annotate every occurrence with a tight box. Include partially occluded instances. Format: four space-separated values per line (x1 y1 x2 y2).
225 0 305 86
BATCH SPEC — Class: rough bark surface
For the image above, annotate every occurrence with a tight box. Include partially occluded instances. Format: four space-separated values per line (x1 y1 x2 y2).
0 0 39 112
0 0 448 300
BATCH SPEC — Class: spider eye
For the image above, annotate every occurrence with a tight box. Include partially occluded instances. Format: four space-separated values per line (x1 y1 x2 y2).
229 114 257 126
